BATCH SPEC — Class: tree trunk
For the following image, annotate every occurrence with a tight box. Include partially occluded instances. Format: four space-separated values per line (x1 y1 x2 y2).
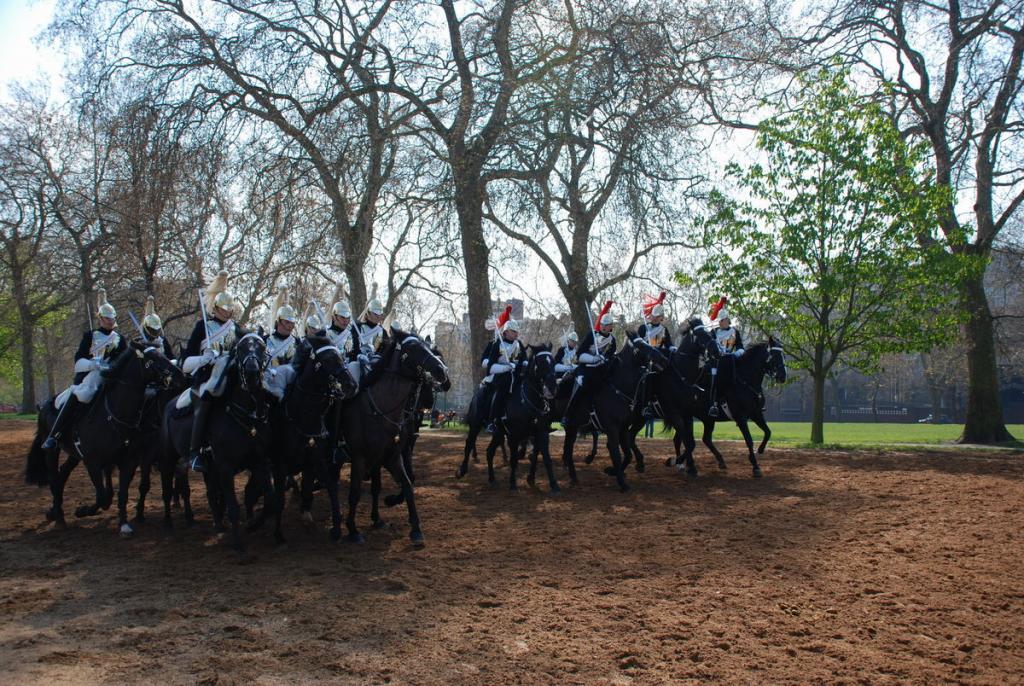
453 173 492 383
562 282 593 340
810 348 826 444
19 322 35 414
959 275 1015 443
43 328 56 397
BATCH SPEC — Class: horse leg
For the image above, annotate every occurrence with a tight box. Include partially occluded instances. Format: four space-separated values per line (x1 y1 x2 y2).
205 470 225 534
75 460 109 519
253 458 279 543
561 426 579 486
735 418 762 478
508 436 520 493
459 426 478 479
701 420 727 469
243 472 260 522
536 429 560 494
584 430 598 464
179 470 195 527
628 417 647 473
116 459 138 538
604 428 630 493
344 459 365 544
370 466 385 528
160 463 175 529
385 456 424 547
669 432 682 467
324 460 343 541
44 449 75 527
485 433 500 485
526 439 538 487
218 463 244 553
102 466 114 510
678 419 698 476
753 412 771 455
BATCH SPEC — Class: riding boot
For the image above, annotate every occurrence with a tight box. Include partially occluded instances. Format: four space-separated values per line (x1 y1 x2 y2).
42 395 82 451
480 383 496 433
181 397 212 473
708 367 720 418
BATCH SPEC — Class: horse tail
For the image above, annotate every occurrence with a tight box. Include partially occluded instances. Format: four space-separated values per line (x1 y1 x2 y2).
25 409 50 487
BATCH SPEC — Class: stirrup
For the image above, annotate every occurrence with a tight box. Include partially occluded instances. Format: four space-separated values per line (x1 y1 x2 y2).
486 423 496 434
189 454 206 473
42 436 58 450
708 404 720 418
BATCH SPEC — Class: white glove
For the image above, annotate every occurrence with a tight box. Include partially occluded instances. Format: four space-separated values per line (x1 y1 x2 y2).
669 346 678 353
579 353 602 365
91 359 106 371
489 363 512 375
358 353 370 364
733 349 744 358
74 358 94 374
519 360 529 368
554 363 573 374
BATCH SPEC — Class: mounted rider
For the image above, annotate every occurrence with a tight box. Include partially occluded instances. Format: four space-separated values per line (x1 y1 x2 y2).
479 304 524 433
637 291 674 354
708 296 744 418
262 285 301 400
355 282 388 383
179 270 245 473
138 295 174 359
324 283 360 380
561 300 616 427
42 289 127 450
553 331 578 380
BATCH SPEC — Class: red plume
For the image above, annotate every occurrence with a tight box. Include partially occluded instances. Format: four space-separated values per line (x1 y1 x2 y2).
709 296 727 320
642 291 667 318
594 300 613 331
495 304 513 330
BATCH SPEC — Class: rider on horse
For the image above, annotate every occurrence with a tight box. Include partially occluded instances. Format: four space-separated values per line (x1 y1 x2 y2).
554 331 578 379
561 300 617 427
708 296 744 418
325 284 360 374
637 292 674 354
355 283 388 384
479 305 523 434
263 286 301 400
179 270 245 473
42 289 127 450
138 295 174 358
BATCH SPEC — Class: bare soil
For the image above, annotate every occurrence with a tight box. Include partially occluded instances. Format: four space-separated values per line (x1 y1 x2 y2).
1 420 1022 685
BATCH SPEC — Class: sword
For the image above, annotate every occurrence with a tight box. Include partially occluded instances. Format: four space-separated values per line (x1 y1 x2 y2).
197 288 213 352
86 301 94 331
127 311 147 340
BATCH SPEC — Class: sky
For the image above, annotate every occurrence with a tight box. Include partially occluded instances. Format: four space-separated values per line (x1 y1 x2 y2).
0 0 62 99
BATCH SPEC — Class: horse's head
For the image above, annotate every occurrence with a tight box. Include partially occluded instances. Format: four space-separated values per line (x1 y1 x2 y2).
234 332 267 392
394 330 450 391
137 341 185 389
626 331 669 372
307 335 359 399
528 343 557 399
767 335 787 384
679 318 719 361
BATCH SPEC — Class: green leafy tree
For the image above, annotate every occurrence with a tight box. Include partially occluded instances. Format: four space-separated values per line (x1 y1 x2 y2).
685 70 978 444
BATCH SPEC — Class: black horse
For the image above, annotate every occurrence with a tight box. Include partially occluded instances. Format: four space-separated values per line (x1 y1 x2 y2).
25 342 182 535
621 320 719 473
160 333 273 552
670 337 787 478
560 335 669 492
339 330 449 546
457 344 558 493
264 335 358 543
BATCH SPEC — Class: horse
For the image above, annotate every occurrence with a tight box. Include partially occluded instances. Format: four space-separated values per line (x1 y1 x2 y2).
670 337 787 478
560 334 669 492
338 330 449 546
457 344 558 493
25 341 182 536
263 335 357 543
159 332 273 552
620 320 720 473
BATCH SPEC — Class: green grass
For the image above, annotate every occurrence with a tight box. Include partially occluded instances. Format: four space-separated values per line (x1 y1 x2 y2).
0 412 37 421
437 420 1024 449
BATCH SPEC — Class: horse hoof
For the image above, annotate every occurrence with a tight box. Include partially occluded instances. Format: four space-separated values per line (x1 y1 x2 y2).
235 551 255 565
383 495 403 508
584 454 595 465
455 466 467 479
301 511 315 527
162 519 173 531
44 508 63 523
74 505 95 519
636 462 645 473
526 476 535 486
549 485 561 495
119 523 134 539
185 515 196 528
752 468 763 478
509 485 518 495
133 513 146 525
664 457 674 467
570 478 579 487
619 483 631 494
410 531 425 548
717 461 728 470
346 533 365 544
372 520 389 530
603 466 618 477
328 526 341 541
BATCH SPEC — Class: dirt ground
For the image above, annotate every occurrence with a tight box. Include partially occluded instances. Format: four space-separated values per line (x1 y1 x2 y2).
0 420 1022 685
